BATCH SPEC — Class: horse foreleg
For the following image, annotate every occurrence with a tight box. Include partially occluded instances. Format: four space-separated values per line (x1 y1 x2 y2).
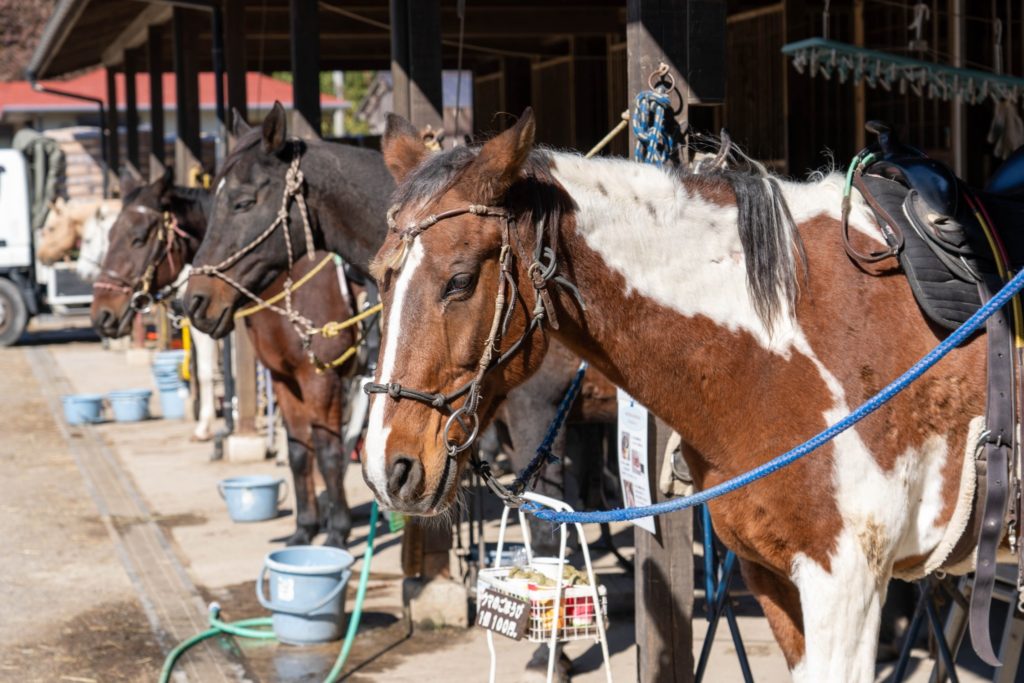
275 383 319 545
739 560 805 671
190 329 217 442
312 424 351 548
789 536 886 682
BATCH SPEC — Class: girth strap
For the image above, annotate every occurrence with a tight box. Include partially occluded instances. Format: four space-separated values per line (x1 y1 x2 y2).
969 273 1014 667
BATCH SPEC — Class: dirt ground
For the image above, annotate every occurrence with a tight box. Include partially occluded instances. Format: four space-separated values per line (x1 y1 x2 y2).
0 322 1004 683
0 340 163 682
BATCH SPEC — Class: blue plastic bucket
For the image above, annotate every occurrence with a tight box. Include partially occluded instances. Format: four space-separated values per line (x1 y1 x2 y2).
157 384 188 419
218 475 288 522
61 394 104 424
257 546 354 644
107 389 152 422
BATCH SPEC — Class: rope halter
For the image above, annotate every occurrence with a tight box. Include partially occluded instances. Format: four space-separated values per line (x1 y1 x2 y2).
92 205 194 313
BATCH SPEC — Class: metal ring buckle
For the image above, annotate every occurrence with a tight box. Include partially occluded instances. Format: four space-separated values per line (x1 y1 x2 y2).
443 406 480 455
130 291 154 313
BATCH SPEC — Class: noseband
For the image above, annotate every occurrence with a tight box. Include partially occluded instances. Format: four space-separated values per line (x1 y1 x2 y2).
93 205 195 313
364 200 585 507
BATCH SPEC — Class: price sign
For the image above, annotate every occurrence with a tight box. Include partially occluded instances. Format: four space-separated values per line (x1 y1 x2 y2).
476 586 529 640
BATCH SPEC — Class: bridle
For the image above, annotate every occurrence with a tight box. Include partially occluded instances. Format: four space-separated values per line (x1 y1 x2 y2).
364 199 585 508
189 142 372 372
93 205 197 313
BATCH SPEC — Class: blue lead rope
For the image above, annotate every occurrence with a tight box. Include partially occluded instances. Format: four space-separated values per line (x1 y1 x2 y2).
524 267 1024 524
631 89 675 167
510 361 589 495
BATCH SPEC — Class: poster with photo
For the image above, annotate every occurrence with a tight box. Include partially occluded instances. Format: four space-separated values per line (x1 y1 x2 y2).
617 388 655 534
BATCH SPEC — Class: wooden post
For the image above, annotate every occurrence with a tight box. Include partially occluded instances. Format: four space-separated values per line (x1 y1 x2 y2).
290 0 321 130
635 419 695 682
627 1 721 679
390 0 453 591
223 0 248 121
172 7 202 187
123 48 142 174
104 67 120 189
147 24 166 179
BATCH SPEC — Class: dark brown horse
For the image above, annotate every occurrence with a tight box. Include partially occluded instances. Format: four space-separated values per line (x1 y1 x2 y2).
90 169 357 547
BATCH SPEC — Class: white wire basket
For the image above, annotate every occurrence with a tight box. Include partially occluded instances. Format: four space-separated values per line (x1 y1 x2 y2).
477 566 608 642
483 491 613 683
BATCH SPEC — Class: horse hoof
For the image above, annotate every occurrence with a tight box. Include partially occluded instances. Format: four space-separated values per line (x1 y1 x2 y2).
283 528 317 546
322 532 349 549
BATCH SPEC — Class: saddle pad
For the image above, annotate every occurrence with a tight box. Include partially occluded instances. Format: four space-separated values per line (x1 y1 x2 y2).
859 175 982 330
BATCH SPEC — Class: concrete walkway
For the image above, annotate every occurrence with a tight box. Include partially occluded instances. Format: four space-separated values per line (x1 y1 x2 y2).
1 329 1006 682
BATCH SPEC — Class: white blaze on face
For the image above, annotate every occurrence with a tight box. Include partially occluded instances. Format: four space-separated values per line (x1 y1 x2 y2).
364 240 425 499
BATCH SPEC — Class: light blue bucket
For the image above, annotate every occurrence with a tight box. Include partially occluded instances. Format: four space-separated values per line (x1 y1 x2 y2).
107 389 152 422
218 475 288 522
157 388 187 419
257 546 354 644
61 394 104 424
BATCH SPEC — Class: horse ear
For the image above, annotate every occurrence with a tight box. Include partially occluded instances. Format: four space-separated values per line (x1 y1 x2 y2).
120 164 144 197
466 107 535 204
232 108 252 136
290 110 320 141
381 113 428 183
262 101 288 155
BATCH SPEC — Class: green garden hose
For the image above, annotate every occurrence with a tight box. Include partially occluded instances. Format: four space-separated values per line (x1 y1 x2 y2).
159 501 380 683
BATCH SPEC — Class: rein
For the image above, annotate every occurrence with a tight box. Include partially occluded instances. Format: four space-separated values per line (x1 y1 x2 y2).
191 142 377 374
92 205 196 312
363 201 585 508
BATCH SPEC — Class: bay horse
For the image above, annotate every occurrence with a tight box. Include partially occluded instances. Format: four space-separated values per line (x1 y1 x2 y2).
91 168 356 547
367 109 996 681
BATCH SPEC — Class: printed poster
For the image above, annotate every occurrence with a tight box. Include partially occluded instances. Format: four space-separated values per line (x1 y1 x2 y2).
617 389 655 534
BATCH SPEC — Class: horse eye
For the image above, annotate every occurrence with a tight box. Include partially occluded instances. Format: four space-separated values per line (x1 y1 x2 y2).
232 198 256 212
443 273 475 299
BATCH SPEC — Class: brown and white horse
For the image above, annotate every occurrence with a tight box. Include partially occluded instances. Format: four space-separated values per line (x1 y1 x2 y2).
365 109 989 681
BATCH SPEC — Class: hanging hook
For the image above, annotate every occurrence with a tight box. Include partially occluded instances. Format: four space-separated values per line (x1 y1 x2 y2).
994 19 1004 75
822 0 831 40
908 3 930 52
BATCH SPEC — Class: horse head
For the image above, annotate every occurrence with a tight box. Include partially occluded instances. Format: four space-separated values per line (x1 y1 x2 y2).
185 101 323 338
364 109 565 515
90 167 205 338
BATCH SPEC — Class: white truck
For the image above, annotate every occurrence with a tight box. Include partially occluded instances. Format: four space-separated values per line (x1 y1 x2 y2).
0 148 93 346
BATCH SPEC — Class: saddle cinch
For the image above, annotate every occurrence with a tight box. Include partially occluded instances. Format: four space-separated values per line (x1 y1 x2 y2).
849 121 1024 665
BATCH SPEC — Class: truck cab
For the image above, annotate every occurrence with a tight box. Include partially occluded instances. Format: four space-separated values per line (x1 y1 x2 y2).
0 147 94 346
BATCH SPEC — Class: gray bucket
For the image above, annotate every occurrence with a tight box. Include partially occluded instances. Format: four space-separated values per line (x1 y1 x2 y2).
257 546 354 644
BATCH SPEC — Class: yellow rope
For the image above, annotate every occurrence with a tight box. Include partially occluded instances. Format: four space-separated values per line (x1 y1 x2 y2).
234 254 337 319
316 344 360 374
315 303 383 337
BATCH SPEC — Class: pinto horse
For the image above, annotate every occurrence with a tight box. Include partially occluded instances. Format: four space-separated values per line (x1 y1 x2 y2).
365 109 998 681
91 168 356 547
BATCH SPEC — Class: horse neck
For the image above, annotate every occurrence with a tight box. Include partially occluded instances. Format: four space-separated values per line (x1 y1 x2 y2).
543 155 807 461
302 143 393 275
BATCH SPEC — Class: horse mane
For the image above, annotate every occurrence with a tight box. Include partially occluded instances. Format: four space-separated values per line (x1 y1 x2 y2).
688 169 806 330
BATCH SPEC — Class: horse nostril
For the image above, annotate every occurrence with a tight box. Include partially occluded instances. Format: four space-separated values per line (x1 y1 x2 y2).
186 293 207 320
386 455 423 501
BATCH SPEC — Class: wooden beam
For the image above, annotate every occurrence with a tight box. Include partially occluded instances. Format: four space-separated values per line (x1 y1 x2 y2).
173 8 202 186
290 0 322 128
101 3 172 67
406 0 443 129
224 0 248 120
105 67 120 188
124 47 142 172
147 23 166 179
389 0 411 118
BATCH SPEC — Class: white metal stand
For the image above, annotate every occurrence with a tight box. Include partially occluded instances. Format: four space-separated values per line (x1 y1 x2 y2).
483 491 612 683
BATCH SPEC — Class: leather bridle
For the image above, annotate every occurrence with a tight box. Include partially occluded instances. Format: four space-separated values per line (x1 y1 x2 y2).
364 200 585 508
93 205 197 312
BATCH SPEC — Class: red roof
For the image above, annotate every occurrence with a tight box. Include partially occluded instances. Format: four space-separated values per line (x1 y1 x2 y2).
0 69 345 116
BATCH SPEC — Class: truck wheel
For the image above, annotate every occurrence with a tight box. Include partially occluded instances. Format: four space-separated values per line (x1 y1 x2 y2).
0 278 28 347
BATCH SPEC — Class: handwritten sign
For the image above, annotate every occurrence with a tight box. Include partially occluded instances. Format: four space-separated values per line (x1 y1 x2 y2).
476 586 529 640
